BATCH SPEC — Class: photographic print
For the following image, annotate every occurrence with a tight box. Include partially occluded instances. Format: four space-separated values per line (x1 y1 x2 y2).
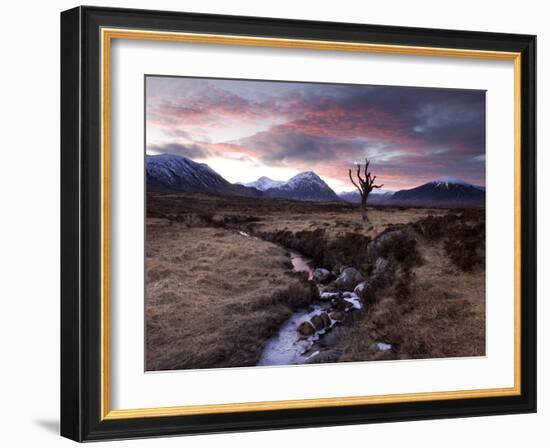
145 76 486 372
61 9 536 440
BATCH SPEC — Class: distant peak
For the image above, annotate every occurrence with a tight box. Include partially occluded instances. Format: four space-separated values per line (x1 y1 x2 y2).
147 153 197 165
287 171 325 187
431 176 471 186
146 152 216 173
244 176 285 191
291 171 320 179
147 152 185 160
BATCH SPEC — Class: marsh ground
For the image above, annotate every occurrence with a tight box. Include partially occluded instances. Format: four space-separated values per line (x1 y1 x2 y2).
146 192 485 371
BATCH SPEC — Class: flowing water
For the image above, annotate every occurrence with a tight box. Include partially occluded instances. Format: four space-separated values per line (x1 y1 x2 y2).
257 251 326 366
257 251 362 366
289 252 314 280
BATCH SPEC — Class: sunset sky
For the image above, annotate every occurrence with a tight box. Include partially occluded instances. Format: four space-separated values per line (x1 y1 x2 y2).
145 76 486 192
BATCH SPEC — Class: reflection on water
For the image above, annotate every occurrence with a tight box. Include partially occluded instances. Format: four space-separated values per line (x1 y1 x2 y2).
257 251 322 366
290 252 313 280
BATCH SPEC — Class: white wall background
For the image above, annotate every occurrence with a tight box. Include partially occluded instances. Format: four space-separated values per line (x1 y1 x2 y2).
0 0 546 446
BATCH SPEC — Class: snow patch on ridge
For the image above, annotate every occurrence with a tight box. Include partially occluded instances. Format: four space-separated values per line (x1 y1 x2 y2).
244 176 286 191
431 176 471 187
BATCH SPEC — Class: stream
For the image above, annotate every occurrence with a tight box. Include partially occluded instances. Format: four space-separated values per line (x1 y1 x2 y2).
257 251 363 366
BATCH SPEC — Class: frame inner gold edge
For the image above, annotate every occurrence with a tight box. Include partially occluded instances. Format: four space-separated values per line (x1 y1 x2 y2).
100 27 522 420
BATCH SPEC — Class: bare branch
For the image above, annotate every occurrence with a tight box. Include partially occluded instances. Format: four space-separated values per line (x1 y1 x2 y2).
348 169 363 195
348 158 383 223
356 164 365 185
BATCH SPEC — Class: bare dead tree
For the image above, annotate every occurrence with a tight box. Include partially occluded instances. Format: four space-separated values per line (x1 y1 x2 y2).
348 159 384 222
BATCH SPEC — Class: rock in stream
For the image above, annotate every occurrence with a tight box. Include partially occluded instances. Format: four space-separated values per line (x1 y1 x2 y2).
257 251 364 366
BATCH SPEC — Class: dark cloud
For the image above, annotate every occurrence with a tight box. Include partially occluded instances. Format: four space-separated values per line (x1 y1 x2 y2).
236 130 368 163
147 142 211 159
231 85 485 185
147 77 486 188
304 85 486 155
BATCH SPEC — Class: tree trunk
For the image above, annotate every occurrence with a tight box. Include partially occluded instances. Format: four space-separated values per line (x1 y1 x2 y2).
360 198 369 222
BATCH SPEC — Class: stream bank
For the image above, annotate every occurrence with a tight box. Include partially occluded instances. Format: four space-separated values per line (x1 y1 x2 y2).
257 250 371 366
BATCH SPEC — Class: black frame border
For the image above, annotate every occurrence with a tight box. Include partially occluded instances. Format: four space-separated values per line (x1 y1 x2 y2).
61 6 536 442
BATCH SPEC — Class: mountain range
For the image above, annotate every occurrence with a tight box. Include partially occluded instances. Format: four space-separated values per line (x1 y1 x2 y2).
338 189 395 205
146 153 261 197
243 176 285 190
384 177 485 208
338 176 485 208
246 172 341 202
146 154 485 208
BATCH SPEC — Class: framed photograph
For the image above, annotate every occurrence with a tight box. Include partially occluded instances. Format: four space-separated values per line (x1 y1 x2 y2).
60 6 536 441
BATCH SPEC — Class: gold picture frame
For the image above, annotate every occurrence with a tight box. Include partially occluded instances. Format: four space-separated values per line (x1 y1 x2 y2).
61 6 536 442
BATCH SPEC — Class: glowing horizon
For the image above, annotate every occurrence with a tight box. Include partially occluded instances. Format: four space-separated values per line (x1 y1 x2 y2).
146 76 486 192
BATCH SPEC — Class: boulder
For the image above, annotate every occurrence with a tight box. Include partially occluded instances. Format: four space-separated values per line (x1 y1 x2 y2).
298 321 316 336
329 310 345 322
367 230 405 261
331 297 353 311
320 312 331 328
334 267 364 290
354 281 368 295
312 268 331 284
310 315 325 331
331 264 345 276
354 281 373 301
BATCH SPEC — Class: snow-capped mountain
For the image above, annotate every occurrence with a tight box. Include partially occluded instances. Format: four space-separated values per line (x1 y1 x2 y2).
386 178 485 208
244 176 286 191
146 155 339 201
430 176 477 188
339 178 484 208
146 154 261 197
261 171 341 202
146 155 483 207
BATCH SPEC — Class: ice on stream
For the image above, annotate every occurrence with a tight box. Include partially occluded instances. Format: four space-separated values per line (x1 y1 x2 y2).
257 251 363 367
320 291 362 310
290 252 313 280
320 291 340 300
257 305 329 366
374 342 393 352
341 292 362 310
